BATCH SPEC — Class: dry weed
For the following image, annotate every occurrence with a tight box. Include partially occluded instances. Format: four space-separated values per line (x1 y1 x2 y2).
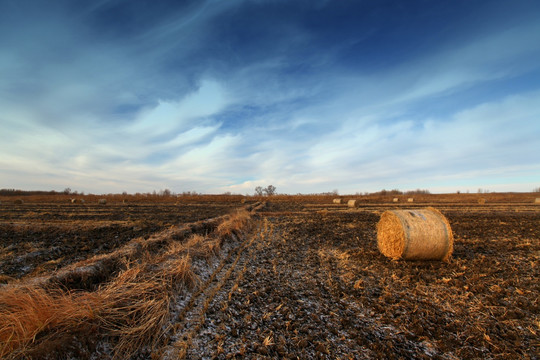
216 210 251 238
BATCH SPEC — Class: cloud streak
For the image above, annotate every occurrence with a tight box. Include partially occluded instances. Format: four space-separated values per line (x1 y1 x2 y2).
1 0 539 194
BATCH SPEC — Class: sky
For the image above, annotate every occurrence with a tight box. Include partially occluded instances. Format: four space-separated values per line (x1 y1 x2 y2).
1 0 540 195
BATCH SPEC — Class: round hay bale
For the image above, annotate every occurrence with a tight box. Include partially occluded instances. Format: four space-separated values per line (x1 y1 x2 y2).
14 199 24 205
392 198 399 203
376 208 453 261
407 198 414 203
478 198 486 204
347 199 357 207
98 198 107 205
333 198 342 204
70 198 76 203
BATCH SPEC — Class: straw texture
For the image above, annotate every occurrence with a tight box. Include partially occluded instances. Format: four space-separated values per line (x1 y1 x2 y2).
377 208 453 261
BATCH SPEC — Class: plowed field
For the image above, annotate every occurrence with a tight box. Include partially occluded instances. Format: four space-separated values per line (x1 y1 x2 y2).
0 202 241 282
0 196 538 359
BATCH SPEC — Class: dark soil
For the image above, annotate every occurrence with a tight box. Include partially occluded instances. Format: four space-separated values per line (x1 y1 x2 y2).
183 208 539 359
1 199 538 359
0 203 241 281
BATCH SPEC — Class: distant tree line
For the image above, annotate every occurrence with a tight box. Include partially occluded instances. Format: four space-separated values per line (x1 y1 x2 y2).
0 189 64 196
368 189 431 195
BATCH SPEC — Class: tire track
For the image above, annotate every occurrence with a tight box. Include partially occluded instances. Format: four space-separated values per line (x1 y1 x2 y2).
161 219 268 359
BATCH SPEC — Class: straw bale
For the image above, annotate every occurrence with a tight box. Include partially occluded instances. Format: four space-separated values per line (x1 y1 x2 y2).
333 198 342 204
534 198 540 204
347 200 357 208
376 207 453 261
478 198 486 204
70 198 76 203
393 198 399 203
407 198 414 203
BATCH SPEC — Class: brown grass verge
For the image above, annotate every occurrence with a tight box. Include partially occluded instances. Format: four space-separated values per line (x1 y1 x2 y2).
0 208 253 359
0 254 195 359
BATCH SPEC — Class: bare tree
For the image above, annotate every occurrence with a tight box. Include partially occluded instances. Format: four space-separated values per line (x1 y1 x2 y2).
254 186 264 196
264 185 276 196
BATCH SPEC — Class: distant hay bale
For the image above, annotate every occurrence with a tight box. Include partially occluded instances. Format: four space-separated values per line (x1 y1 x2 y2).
407 198 414 203
14 199 24 205
478 198 486 204
347 200 357 208
98 199 107 205
70 198 76 203
376 208 453 261
333 198 342 204
535 198 540 204
393 198 399 203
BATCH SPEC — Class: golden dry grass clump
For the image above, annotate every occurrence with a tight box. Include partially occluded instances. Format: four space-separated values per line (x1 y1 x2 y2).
478 198 486 204
333 198 342 204
347 200 357 208
0 255 196 359
376 208 453 261
216 209 251 238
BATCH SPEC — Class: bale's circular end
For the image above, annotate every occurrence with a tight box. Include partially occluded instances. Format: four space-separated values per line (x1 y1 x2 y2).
377 207 453 261
377 211 406 260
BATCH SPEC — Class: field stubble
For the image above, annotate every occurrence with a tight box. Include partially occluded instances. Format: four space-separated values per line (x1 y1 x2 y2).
0 196 538 359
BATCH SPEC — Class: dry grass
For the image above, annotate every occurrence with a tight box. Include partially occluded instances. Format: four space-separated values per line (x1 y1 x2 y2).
96 256 195 358
0 255 196 359
216 209 251 238
0 286 100 358
0 208 253 359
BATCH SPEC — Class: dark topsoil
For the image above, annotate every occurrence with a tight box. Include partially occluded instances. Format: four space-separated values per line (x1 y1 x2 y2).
0 200 538 359
187 207 539 359
0 203 241 281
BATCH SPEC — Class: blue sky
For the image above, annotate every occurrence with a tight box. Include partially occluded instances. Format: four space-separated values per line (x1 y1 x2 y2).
1 0 539 194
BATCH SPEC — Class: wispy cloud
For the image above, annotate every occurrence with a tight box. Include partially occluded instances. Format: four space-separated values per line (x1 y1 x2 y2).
1 1 539 194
